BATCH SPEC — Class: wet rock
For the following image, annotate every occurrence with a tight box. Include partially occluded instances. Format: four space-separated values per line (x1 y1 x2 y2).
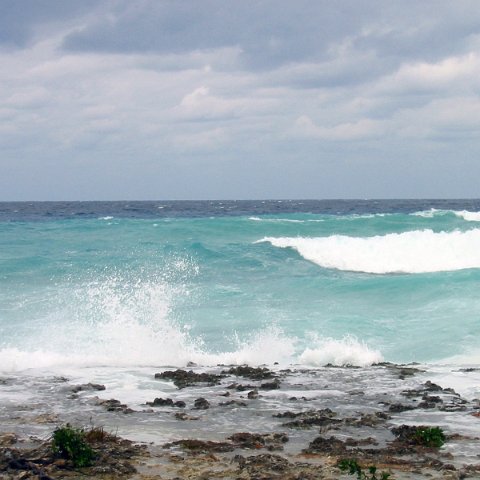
0 433 18 446
388 403 416 413
1 430 146 479
218 400 247 407
193 397 210 409
163 439 234 453
227 382 257 391
222 365 275 380
274 408 339 429
155 369 225 389
398 367 423 378
71 383 106 393
423 381 443 392
174 412 199 421
247 389 259 399
94 397 134 414
439 404 467 412
32 413 59 424
304 435 347 454
146 397 185 408
228 432 289 451
348 389 365 395
422 394 443 403
233 453 290 472
274 408 333 419
344 437 378 446
343 412 390 428
260 378 281 390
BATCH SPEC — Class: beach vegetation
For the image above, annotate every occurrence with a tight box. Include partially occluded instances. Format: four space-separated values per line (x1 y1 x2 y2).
338 458 391 480
412 426 445 448
51 424 95 467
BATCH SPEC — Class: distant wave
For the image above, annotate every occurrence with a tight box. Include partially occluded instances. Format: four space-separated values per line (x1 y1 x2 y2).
453 210 480 222
412 209 480 221
258 229 480 274
248 216 323 223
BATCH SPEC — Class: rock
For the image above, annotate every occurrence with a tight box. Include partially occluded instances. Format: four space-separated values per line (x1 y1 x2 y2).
193 397 210 409
174 412 199 421
388 403 416 413
304 435 347 454
247 389 259 399
71 383 106 393
260 378 281 390
154 369 225 389
218 400 247 407
0 433 18 446
228 432 289 451
163 439 234 453
94 397 134 414
145 397 184 407
233 453 290 473
222 365 275 380
274 408 342 430
424 381 443 392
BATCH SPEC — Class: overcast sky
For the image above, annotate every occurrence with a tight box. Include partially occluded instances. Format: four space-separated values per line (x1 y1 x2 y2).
1 0 480 200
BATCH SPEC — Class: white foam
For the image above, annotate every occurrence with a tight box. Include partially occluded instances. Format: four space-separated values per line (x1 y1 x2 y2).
258 229 480 274
454 210 480 222
98 216 114 220
411 208 444 218
248 216 306 223
298 336 383 367
411 209 480 222
0 267 298 372
0 325 296 373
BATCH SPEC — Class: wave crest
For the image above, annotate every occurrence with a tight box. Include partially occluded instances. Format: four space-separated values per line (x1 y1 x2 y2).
259 229 480 274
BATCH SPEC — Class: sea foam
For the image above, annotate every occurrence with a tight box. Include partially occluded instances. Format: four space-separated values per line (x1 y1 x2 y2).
259 229 480 274
299 337 383 367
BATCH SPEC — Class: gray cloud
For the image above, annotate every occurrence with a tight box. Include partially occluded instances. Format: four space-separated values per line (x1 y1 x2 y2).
1 1 480 199
0 0 100 48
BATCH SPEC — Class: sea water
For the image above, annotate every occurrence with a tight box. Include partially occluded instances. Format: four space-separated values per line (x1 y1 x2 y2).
1 200 480 421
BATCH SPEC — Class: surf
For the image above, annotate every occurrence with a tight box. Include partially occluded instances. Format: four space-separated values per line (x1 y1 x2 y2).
258 228 480 274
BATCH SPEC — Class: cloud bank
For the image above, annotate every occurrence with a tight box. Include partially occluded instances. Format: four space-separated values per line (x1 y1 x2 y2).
1 1 479 199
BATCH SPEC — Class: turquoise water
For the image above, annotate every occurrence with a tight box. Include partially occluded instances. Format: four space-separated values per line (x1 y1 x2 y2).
1 201 480 370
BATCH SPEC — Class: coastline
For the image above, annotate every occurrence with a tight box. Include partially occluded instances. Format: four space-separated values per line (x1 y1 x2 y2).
1 363 480 479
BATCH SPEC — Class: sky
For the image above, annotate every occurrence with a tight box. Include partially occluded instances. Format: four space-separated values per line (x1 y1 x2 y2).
1 0 480 200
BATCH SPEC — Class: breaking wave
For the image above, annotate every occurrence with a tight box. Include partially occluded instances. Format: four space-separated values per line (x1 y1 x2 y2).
258 229 480 274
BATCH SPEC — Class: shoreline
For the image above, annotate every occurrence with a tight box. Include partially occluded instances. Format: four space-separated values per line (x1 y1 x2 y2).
1 363 480 479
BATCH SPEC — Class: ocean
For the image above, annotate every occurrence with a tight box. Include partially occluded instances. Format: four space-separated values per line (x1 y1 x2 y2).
1 199 480 445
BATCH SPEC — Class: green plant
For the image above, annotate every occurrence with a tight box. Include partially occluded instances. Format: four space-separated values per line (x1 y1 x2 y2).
51 424 94 467
338 458 391 480
413 426 445 448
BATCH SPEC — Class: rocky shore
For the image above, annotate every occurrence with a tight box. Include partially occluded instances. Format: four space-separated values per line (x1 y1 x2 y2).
1 363 480 479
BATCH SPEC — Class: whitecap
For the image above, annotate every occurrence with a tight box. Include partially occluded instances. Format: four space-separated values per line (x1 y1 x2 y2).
258 229 480 274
